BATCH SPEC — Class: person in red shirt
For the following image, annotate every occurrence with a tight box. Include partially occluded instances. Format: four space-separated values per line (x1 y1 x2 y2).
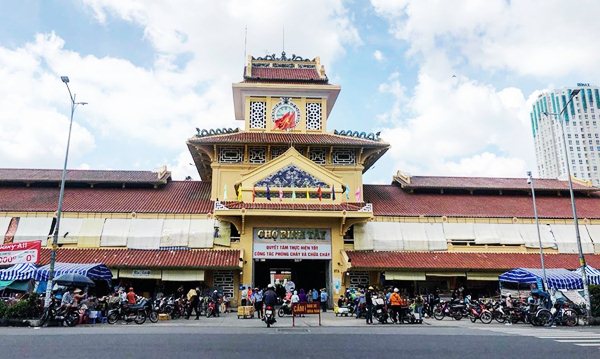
126 287 137 305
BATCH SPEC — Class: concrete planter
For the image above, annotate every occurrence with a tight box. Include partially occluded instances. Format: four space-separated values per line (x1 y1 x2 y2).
0 318 41 327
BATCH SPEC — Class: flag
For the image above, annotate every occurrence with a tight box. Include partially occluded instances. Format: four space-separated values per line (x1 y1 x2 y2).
331 185 336 201
252 186 256 202
317 186 322 201
279 187 283 202
355 187 361 202
223 184 228 200
237 186 243 202
344 184 350 200
292 184 296 200
266 184 271 201
273 111 296 130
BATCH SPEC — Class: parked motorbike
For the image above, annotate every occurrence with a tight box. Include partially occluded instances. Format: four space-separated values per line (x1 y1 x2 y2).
373 296 388 324
433 300 467 320
467 301 493 324
107 302 147 325
141 298 158 323
206 299 217 318
264 305 276 327
277 299 293 317
39 298 80 327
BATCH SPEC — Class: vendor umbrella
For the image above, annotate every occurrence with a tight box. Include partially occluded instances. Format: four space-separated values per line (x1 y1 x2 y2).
54 273 95 287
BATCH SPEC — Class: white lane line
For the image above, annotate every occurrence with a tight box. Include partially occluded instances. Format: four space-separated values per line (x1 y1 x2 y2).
555 339 600 343
574 343 600 347
538 336 600 339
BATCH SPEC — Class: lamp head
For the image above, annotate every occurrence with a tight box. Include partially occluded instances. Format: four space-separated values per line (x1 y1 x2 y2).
60 76 69 83
526 171 532 184
571 89 581 96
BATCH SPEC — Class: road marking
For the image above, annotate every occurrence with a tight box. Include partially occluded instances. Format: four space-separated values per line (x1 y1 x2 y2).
555 339 600 343
574 343 600 347
473 326 600 348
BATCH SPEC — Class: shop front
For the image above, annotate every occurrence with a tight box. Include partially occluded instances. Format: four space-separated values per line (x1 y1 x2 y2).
251 227 332 294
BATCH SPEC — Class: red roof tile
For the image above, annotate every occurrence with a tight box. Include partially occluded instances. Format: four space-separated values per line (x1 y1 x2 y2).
396 175 594 192
0 181 213 214
346 251 600 270
364 184 600 219
39 248 241 269
0 168 170 185
188 132 388 147
245 67 326 82
222 201 366 212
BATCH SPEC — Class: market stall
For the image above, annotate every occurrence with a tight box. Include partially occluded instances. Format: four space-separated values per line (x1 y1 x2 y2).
0 263 37 293
499 267 583 290
574 265 600 285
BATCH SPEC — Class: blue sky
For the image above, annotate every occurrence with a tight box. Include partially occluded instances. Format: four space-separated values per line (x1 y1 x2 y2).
1 0 599 184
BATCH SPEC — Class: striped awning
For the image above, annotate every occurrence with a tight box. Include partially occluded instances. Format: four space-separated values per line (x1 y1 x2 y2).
499 268 583 290
574 265 600 285
34 262 113 282
0 263 37 281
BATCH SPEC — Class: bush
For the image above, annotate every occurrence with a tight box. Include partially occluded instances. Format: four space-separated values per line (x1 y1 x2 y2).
2 294 43 320
0 300 7 319
591 285 600 318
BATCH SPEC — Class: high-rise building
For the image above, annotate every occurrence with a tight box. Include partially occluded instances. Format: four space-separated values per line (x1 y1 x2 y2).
531 84 600 186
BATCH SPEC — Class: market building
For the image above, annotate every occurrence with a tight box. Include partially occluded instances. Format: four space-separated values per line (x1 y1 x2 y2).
2 53 600 304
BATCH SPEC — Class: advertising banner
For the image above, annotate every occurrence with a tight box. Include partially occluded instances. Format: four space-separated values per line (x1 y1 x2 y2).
0 241 41 265
253 228 331 260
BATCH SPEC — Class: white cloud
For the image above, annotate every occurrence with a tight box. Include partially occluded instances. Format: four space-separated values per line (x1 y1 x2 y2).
0 1 360 179
373 50 384 62
379 72 534 177
371 0 600 78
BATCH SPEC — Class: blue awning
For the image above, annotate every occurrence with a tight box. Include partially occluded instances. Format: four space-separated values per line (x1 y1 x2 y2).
574 265 600 286
34 262 113 282
499 268 583 290
0 263 37 281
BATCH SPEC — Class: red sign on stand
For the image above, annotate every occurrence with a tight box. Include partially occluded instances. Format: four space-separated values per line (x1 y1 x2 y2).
292 302 321 327
0 241 41 265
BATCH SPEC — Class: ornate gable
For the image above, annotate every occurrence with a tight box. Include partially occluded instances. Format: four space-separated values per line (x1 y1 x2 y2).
235 147 345 203
255 165 329 188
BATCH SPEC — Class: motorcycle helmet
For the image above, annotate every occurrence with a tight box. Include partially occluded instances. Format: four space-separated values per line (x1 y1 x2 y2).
393 288 399 293
267 284 274 289
368 286 374 291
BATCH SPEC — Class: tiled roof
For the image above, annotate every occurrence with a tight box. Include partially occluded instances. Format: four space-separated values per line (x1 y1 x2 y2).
363 184 600 219
396 175 595 192
346 251 600 270
245 67 326 82
0 181 213 214
39 248 241 269
221 202 366 211
0 168 170 185
188 132 388 147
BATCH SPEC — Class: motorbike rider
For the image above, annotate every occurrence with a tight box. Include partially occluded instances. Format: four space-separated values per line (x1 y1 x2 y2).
61 288 74 307
263 284 278 322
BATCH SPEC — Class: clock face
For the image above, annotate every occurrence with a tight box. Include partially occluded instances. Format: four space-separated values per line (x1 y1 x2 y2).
271 99 300 130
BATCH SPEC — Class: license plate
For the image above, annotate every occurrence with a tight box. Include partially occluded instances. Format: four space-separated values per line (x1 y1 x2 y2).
266 310 272 315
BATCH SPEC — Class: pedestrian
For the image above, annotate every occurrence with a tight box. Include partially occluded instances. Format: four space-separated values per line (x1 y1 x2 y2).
212 289 221 317
185 287 200 320
312 288 318 303
298 288 307 303
365 286 374 324
253 288 263 319
126 287 137 305
240 287 248 306
389 288 402 323
320 288 328 312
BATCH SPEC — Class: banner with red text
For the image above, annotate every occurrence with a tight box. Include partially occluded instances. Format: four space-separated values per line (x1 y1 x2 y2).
0 241 41 265
252 228 331 259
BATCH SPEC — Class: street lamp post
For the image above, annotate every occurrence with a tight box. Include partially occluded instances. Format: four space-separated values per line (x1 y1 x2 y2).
527 171 549 291
542 88 592 324
44 76 87 307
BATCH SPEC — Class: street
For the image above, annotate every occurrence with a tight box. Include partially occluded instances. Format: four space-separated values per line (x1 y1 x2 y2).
1 315 599 359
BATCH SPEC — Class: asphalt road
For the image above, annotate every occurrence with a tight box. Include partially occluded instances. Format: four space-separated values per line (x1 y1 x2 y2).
1 325 598 359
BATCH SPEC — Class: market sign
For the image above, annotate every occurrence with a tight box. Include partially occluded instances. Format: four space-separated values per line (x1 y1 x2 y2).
253 228 331 260
0 241 41 265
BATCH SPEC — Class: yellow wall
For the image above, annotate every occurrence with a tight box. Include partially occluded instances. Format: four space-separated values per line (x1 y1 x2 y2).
245 96 326 133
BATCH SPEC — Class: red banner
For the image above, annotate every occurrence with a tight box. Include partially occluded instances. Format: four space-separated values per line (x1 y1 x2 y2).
0 241 41 265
